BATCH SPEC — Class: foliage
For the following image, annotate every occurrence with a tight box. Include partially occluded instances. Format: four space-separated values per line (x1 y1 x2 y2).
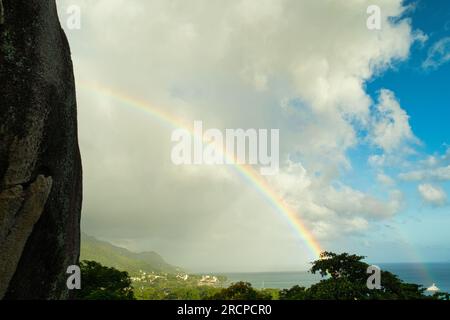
135 284 222 300
132 272 225 300
279 251 439 300
133 277 277 300
261 288 280 300
81 233 180 274
81 251 449 301
279 285 308 300
77 260 135 300
208 282 272 300
311 252 368 281
432 292 449 300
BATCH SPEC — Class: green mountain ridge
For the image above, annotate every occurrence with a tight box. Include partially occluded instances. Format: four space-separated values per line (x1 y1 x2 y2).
80 233 181 275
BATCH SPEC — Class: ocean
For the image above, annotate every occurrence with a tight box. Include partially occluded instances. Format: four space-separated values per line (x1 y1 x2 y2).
380 263 450 293
221 263 450 293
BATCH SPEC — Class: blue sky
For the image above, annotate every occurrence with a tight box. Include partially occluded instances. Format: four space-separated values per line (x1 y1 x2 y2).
346 0 450 262
369 0 450 153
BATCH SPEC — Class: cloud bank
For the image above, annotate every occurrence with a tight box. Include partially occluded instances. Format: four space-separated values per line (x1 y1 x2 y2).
57 0 421 270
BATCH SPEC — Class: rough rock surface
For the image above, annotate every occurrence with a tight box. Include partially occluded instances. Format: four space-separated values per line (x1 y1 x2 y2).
0 0 82 299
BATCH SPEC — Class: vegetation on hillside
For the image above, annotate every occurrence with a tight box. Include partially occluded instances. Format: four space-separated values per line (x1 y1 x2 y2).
132 271 226 300
80 233 180 274
77 261 135 300
78 252 449 300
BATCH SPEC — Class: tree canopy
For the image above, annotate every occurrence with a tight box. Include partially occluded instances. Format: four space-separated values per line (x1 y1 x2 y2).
208 282 272 300
77 260 135 300
280 252 434 300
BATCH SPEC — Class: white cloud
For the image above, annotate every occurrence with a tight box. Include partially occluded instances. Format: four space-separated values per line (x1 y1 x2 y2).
399 165 450 181
423 37 450 70
370 89 417 153
398 150 450 208
56 0 419 269
418 183 447 206
420 155 439 167
368 154 386 167
412 30 429 45
269 162 403 240
377 173 396 186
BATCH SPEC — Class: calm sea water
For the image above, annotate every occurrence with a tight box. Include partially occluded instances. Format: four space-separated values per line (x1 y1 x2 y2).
380 263 450 293
221 263 450 292
221 271 322 290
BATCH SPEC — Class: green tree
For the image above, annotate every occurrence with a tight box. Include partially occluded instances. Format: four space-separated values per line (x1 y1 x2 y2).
311 252 368 281
305 251 374 300
279 285 308 300
307 252 430 300
209 282 272 300
77 260 135 300
280 252 444 300
433 292 450 300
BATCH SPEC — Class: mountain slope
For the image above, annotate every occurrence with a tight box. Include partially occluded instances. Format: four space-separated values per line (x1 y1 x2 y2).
80 233 180 275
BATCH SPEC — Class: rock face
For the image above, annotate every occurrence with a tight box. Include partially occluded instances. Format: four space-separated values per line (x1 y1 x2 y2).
0 0 82 299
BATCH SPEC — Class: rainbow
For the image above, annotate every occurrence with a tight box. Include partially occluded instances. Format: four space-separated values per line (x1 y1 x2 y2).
78 81 323 259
